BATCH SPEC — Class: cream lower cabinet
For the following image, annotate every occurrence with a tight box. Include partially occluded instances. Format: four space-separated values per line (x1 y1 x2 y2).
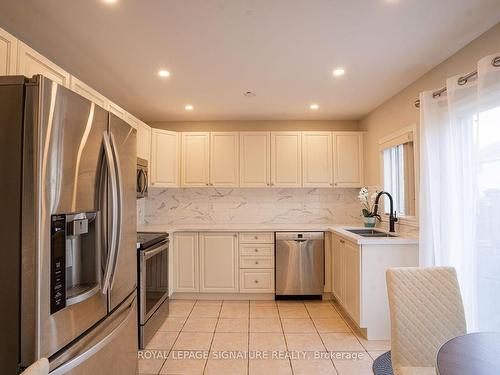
173 233 199 292
199 233 239 292
331 233 418 340
151 129 179 187
239 232 275 293
0 28 18 75
332 132 364 188
17 42 70 87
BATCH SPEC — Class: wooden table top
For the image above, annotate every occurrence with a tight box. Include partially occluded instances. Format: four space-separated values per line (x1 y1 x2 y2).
437 332 500 375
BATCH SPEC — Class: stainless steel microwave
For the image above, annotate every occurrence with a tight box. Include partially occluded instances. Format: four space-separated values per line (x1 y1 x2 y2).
137 157 148 199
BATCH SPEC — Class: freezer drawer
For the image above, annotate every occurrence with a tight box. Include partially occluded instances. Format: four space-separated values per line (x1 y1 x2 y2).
275 232 324 297
49 293 138 375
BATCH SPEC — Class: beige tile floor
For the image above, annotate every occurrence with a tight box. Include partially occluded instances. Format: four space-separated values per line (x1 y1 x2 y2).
137 299 389 375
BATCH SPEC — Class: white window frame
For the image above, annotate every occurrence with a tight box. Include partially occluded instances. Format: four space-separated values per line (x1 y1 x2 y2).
378 123 419 227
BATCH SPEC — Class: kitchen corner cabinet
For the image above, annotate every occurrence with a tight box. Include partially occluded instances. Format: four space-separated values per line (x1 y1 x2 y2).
199 233 239 292
240 132 271 187
331 233 418 340
173 233 199 292
17 42 70 87
210 132 239 187
302 131 333 187
0 27 18 75
151 129 179 187
181 132 210 187
271 131 302 187
332 132 364 187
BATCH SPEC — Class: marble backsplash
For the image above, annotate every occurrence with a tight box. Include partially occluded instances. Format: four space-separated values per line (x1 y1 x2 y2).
137 187 363 226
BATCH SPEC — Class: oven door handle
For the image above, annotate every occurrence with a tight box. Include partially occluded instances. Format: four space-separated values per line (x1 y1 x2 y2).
142 242 168 260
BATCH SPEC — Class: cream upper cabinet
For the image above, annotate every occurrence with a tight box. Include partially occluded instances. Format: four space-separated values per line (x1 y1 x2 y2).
199 233 239 292
271 131 302 187
332 131 364 188
69 76 109 109
151 129 179 187
240 132 270 187
127 114 152 161
0 27 18 75
108 101 128 121
17 42 70 87
181 132 210 187
173 233 199 292
302 131 333 187
210 132 239 187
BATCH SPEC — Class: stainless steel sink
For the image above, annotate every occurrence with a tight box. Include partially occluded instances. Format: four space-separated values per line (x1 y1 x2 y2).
345 229 397 238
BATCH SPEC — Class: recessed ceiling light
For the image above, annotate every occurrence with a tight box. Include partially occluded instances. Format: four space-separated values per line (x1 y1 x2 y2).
103 0 117 4
185 105 194 111
333 68 345 77
158 70 171 78
310 104 319 110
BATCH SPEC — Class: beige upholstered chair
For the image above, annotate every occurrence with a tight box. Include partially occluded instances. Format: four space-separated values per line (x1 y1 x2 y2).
386 267 467 375
21 358 49 375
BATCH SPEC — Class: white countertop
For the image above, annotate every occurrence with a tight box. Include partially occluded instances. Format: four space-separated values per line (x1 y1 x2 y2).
137 224 418 245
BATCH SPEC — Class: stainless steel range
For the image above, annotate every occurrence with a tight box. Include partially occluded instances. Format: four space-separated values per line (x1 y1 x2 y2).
137 232 169 349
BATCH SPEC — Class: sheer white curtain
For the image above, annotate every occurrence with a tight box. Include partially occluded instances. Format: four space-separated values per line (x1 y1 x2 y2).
420 53 500 332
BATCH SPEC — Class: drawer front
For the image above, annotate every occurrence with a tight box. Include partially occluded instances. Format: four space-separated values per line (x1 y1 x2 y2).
240 256 274 269
239 232 274 244
239 244 274 256
240 269 274 293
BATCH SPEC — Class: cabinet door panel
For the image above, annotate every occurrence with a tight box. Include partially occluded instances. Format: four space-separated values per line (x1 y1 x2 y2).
344 240 360 324
69 76 109 109
17 42 70 87
151 129 179 187
210 132 239 187
199 233 238 292
333 132 364 187
173 233 199 292
0 27 18 75
302 132 333 187
240 132 270 187
136 123 152 161
332 236 343 302
271 132 302 187
181 132 210 187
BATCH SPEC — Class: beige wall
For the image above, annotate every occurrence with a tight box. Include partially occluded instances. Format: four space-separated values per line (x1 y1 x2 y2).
360 22 500 186
149 120 359 132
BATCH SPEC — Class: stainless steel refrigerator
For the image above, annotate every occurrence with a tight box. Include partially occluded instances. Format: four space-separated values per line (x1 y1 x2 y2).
0 75 138 374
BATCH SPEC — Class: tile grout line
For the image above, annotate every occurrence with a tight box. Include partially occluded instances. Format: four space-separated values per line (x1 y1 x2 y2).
201 300 223 375
276 301 295 375
157 300 197 375
306 300 340 375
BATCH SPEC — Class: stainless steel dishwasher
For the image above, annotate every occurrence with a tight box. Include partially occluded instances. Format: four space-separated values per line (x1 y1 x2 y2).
275 232 324 299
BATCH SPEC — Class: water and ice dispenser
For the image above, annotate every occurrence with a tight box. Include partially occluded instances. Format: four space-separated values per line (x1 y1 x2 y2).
50 212 101 314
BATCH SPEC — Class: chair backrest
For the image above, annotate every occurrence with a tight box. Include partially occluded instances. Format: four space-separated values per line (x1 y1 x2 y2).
386 267 467 370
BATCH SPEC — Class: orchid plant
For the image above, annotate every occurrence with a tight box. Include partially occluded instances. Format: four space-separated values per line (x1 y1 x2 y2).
358 187 381 219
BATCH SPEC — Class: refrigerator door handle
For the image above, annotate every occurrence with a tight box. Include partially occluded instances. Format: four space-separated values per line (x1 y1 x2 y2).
102 131 119 294
49 295 137 375
109 132 123 289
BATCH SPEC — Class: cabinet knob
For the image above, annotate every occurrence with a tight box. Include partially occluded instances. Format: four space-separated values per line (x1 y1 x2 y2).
254 280 259 284
254 248 258 252
254 236 258 240
255 261 259 265
205 183 209 186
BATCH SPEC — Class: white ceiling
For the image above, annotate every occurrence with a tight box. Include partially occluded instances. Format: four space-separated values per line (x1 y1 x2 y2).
1 0 500 122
